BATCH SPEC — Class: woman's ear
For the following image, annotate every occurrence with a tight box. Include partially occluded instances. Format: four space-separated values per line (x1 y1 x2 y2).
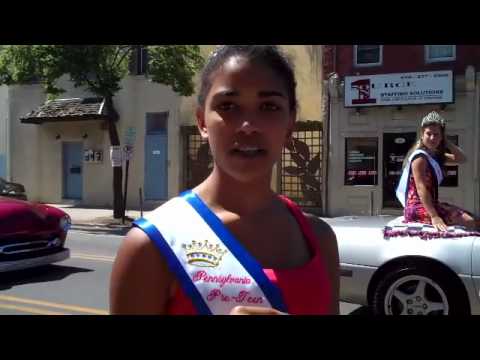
284 110 296 145
196 107 208 140
285 128 294 146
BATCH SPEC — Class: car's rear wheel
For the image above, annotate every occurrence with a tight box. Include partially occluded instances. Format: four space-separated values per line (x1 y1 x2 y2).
372 264 469 315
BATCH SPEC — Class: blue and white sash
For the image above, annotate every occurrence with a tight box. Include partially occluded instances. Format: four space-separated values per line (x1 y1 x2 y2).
133 190 287 315
396 149 444 208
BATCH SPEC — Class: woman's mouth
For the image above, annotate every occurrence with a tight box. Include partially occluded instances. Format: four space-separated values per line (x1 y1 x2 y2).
231 146 267 158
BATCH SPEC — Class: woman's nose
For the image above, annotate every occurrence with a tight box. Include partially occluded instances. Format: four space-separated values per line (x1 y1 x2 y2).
238 117 260 135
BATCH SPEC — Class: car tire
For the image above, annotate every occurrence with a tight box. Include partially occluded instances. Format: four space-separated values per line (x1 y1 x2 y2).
372 263 469 315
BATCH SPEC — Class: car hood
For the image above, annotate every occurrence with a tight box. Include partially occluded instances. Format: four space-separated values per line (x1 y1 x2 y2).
322 215 476 274
0 197 67 236
322 215 395 230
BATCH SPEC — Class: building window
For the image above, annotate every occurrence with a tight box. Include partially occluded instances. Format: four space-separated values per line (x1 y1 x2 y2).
425 45 456 63
383 132 417 208
441 135 459 187
345 137 378 186
354 45 382 67
130 46 149 75
146 112 168 135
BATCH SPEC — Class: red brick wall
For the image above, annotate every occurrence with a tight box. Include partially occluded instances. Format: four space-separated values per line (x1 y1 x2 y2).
323 45 480 79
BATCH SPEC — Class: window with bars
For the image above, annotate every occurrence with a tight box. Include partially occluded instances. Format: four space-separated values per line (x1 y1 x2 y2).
181 126 212 191
279 121 323 211
181 122 324 213
425 45 455 63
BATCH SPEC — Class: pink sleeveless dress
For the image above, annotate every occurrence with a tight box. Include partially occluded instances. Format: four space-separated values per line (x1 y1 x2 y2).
404 154 470 224
166 195 333 315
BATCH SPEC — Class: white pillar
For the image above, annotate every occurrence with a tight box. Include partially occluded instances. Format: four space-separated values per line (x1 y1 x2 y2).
473 69 480 216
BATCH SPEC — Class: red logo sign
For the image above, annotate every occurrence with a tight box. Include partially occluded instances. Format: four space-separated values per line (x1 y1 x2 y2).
351 79 377 105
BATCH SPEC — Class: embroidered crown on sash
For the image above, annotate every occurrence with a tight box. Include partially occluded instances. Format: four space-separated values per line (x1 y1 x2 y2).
182 240 228 268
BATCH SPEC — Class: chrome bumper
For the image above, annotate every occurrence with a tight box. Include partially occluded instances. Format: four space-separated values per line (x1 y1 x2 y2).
0 248 70 273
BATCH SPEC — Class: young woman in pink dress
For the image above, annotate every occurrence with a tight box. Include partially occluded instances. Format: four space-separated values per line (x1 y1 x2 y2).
110 46 339 315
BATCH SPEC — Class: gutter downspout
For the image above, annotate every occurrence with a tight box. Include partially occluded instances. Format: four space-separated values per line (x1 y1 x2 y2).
474 71 480 216
323 45 337 217
323 86 330 216
6 87 11 181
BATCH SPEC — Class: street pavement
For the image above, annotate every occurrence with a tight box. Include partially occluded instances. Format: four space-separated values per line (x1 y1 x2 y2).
0 229 367 315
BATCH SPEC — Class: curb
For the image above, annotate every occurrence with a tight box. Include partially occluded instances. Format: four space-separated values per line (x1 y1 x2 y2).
71 223 132 228
70 223 132 235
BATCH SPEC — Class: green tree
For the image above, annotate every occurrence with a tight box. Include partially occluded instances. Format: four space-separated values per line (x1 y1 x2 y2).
0 45 204 218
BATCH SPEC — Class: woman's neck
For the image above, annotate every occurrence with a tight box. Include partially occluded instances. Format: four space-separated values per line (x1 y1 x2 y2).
193 167 277 216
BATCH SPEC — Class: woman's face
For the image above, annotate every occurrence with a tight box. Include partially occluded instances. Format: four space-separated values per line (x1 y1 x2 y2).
197 56 296 183
421 124 443 151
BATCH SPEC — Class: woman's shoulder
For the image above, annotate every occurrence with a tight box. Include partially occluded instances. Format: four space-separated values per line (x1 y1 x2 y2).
411 150 429 161
117 227 171 276
110 227 176 314
122 226 156 250
303 213 340 313
279 195 337 249
411 153 430 170
303 213 338 255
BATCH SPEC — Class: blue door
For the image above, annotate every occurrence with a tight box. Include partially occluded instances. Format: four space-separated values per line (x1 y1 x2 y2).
144 134 168 200
63 142 83 199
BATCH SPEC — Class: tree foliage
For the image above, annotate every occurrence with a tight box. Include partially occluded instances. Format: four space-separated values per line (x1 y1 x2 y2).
0 45 204 98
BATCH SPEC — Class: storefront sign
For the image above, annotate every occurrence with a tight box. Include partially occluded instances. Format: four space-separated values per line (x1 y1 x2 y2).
345 70 453 107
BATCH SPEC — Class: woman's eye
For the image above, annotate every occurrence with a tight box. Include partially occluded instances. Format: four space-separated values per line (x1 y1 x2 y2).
216 102 236 111
261 102 281 111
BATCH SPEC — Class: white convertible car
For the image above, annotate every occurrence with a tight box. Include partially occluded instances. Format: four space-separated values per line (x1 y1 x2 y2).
324 215 480 315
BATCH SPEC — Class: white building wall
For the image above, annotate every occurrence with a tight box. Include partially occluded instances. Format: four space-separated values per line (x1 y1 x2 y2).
8 75 181 208
9 84 46 200
114 75 181 209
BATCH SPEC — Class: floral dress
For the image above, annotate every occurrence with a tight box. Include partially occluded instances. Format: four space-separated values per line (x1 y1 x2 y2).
404 154 469 225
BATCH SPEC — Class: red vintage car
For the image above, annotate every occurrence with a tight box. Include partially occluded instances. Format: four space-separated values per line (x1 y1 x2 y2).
0 196 70 272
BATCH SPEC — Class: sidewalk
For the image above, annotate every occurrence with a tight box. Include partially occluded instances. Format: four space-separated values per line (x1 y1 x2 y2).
49 204 151 234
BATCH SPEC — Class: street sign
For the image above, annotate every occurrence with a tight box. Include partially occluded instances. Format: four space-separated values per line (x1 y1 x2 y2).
110 146 122 167
124 127 137 147
124 145 134 161
121 127 136 225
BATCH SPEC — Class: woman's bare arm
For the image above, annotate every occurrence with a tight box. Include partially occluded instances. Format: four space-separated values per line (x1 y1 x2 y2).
444 139 466 165
110 227 175 314
307 215 340 315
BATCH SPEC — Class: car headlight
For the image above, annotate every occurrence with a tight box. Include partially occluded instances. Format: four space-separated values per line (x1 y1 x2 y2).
59 216 71 232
